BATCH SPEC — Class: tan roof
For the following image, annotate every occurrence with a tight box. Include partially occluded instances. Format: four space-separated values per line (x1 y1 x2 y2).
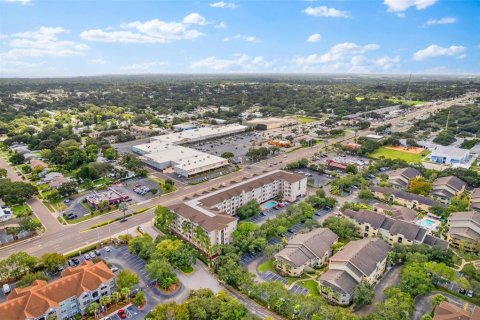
0 261 114 320
433 301 478 320
275 228 338 267
319 269 358 295
29 159 48 170
330 238 390 277
199 170 305 207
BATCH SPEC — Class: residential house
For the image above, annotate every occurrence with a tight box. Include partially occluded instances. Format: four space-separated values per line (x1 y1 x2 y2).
48 176 70 189
433 301 480 320
168 170 307 251
319 238 390 305
471 188 480 211
42 172 65 184
447 211 480 252
0 261 115 320
343 209 448 248
0 204 13 222
274 228 338 276
130 125 162 139
387 167 422 189
431 176 467 204
371 186 442 212
29 159 48 171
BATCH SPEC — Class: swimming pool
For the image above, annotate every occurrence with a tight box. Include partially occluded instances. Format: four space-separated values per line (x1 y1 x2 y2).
417 218 436 229
263 201 278 209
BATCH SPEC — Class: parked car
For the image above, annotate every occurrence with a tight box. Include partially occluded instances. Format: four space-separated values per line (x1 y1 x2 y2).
84 253 91 260
459 288 466 294
110 266 119 272
104 246 111 252
89 251 96 258
117 309 127 319
3 284 11 294
95 250 101 256
467 290 474 298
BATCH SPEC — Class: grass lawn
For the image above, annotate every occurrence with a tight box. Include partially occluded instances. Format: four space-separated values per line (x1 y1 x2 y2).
387 98 426 106
369 146 430 163
11 204 32 217
293 116 318 124
298 280 319 296
258 258 275 274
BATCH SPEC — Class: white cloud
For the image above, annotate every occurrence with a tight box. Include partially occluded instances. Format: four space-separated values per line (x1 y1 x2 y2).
303 6 350 18
182 13 208 25
191 54 271 71
307 33 321 43
423 16 456 26
209 1 238 9
5 0 32 5
214 22 226 29
81 14 207 43
89 59 106 65
119 61 168 72
292 42 398 73
383 0 437 13
413 44 466 61
223 34 260 43
294 42 380 65
1 26 88 59
457 54 467 60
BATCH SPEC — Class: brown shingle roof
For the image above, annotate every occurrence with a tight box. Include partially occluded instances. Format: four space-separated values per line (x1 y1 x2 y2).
275 228 338 267
168 203 237 232
0 261 114 320
433 301 476 320
433 176 467 192
319 269 358 295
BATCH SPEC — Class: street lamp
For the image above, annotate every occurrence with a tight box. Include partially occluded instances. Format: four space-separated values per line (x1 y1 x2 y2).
119 202 128 222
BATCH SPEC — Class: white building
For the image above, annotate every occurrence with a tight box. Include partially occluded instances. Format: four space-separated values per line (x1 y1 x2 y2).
430 145 471 167
133 124 247 178
168 170 307 250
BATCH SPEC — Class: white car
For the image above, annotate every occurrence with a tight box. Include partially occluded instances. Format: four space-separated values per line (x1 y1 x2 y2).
89 251 96 258
84 253 91 260
110 266 119 272
104 246 111 252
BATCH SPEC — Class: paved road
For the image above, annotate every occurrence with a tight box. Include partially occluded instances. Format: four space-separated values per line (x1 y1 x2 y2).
0 157 63 234
0 93 476 260
355 265 402 316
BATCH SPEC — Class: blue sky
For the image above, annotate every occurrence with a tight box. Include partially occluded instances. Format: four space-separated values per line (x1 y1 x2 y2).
0 0 479 76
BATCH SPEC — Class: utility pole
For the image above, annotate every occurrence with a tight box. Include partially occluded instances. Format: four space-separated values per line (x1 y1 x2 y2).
445 110 451 131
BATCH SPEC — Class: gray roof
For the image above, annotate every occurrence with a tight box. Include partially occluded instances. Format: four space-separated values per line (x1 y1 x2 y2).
344 209 445 246
390 167 422 180
448 211 480 241
319 269 358 295
371 186 441 207
330 238 390 277
275 228 338 268
430 145 470 159
433 176 467 193
390 206 417 222
423 234 449 248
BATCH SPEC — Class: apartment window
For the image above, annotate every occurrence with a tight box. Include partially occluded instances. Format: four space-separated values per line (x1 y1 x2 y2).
365 225 369 231
397 237 403 243
92 292 99 298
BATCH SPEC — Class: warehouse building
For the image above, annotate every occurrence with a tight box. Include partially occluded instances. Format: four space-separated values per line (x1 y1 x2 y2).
152 124 247 144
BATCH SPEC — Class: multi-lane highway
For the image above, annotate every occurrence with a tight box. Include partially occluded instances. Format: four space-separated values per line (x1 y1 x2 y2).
0 93 477 260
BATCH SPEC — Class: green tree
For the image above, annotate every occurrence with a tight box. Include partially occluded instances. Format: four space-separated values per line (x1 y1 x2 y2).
400 262 434 297
87 302 100 316
40 253 66 274
10 152 25 165
19 217 42 233
221 151 234 159
0 168 7 178
103 147 118 160
147 302 190 320
408 177 433 196
322 216 358 241
116 269 140 290
155 205 175 229
132 291 146 306
353 281 375 306
17 271 48 287
235 200 262 220
146 258 178 290
346 164 358 174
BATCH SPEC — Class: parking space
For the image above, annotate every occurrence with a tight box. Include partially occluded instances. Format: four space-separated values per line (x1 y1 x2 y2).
295 168 332 188
240 252 259 267
260 271 288 285
285 223 305 239
101 304 140 320
245 206 287 225
289 284 309 295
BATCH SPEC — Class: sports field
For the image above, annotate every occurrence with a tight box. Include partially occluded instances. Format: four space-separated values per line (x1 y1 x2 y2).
369 146 430 163
293 116 318 124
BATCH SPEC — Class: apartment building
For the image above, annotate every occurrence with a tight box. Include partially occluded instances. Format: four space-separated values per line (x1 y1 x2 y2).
0 204 13 222
0 261 115 320
447 211 480 252
274 228 338 277
431 176 467 204
471 188 480 211
167 170 307 251
387 167 422 189
344 209 448 248
371 186 442 212
319 238 390 305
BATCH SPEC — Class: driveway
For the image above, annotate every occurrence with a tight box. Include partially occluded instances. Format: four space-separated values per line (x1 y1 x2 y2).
355 264 403 316
412 291 477 320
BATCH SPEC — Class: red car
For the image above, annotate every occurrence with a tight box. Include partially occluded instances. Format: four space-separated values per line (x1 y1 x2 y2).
117 309 127 319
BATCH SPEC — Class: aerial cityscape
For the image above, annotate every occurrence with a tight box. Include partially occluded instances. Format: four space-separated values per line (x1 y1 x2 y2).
0 0 479 320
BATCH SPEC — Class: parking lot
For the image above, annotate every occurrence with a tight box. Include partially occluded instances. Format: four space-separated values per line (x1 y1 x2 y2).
260 271 288 285
289 284 309 295
63 177 160 221
102 304 140 320
245 205 287 225
294 168 332 188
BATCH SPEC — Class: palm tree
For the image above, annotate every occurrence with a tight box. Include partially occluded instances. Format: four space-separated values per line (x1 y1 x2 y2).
100 295 111 308
181 220 193 239
111 291 121 304
120 287 130 302
119 202 128 221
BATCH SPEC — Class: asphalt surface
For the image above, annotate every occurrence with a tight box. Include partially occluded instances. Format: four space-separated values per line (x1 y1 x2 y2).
412 291 477 320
